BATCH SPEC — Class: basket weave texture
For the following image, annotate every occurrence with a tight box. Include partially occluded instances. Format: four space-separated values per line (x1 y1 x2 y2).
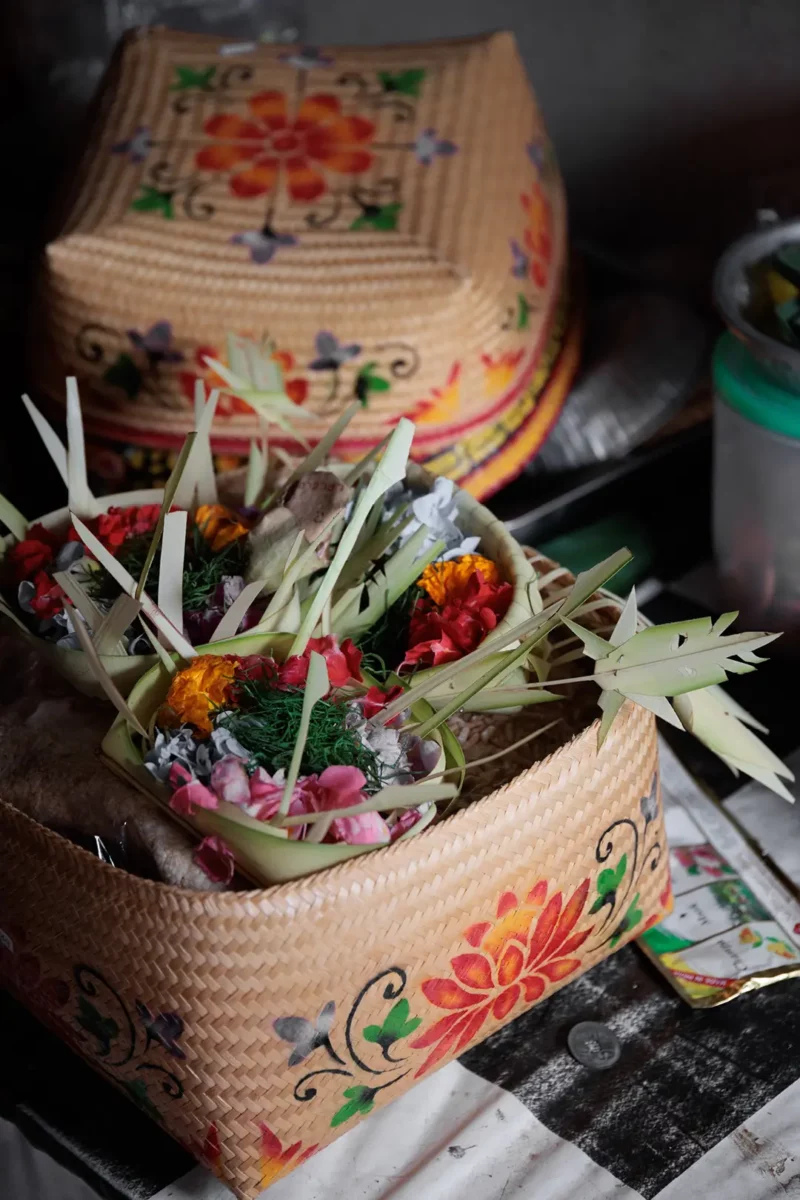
0 696 668 1196
34 28 577 499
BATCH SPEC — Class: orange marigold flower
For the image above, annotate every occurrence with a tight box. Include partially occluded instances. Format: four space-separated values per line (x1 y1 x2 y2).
417 554 502 607
195 504 251 552
159 654 240 736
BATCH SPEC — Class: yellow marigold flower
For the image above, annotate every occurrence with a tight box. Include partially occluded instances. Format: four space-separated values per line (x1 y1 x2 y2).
195 504 251 552
418 554 502 607
159 654 239 736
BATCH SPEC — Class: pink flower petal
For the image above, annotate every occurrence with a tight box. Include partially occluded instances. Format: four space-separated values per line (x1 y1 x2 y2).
247 766 283 820
316 765 367 809
390 808 422 841
211 756 251 807
168 762 193 789
330 811 390 846
170 779 219 816
193 835 235 884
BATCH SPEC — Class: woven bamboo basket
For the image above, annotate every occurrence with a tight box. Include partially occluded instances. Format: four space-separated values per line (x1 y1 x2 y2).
0 558 670 1198
33 28 579 501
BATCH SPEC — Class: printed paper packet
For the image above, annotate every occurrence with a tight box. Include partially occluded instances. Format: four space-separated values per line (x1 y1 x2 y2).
638 744 800 1006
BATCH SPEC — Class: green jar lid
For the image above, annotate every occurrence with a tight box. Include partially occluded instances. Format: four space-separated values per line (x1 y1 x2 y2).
714 331 800 438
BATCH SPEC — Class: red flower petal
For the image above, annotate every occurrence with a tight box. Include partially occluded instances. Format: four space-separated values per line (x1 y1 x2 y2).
525 894 562 968
203 1123 221 1165
539 957 582 982
196 143 256 171
204 113 265 141
464 921 491 948
539 879 590 964
248 90 288 129
556 927 592 958
451 953 494 991
526 880 548 906
286 378 308 404
492 985 520 1020
497 944 524 986
279 1141 303 1165
421 977 484 1010
294 93 341 129
520 974 545 1002
286 160 326 203
297 1144 319 1166
230 160 278 198
259 1122 283 1160
410 1010 464 1050
452 1004 490 1054
496 891 519 919
414 1009 483 1077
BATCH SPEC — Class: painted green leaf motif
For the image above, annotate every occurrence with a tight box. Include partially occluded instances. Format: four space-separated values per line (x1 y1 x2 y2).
363 998 422 1048
355 363 391 405
350 202 402 232
611 892 643 947
378 68 426 97
171 65 216 91
122 1077 163 1122
516 293 531 330
104 353 143 399
589 853 627 914
131 186 174 219
77 995 119 1055
331 1085 376 1128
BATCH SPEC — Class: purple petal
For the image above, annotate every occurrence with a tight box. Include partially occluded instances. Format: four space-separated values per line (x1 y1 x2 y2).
250 243 277 264
436 140 458 157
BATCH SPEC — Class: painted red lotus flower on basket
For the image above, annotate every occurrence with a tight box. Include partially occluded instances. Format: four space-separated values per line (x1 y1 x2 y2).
410 878 592 1076
196 91 375 203
260 1122 318 1187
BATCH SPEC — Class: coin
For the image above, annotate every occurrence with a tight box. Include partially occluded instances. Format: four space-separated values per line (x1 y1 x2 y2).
567 1021 621 1070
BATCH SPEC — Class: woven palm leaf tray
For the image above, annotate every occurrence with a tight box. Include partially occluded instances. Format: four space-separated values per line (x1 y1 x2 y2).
0 565 668 1199
33 28 578 500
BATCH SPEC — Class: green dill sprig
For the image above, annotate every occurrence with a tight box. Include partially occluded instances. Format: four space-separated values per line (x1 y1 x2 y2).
82 524 247 612
215 678 384 791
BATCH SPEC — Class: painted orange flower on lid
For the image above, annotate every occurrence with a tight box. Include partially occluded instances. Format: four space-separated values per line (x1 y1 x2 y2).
196 92 375 203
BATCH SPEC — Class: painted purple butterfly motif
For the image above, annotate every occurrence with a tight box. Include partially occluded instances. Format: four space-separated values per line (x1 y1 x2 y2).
127 321 184 368
279 46 334 70
510 238 530 280
526 138 547 174
413 128 458 166
135 1001 186 1059
273 1000 339 1067
111 126 153 164
231 225 297 265
309 331 361 371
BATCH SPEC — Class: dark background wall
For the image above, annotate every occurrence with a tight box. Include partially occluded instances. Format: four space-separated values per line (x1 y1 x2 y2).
299 0 800 247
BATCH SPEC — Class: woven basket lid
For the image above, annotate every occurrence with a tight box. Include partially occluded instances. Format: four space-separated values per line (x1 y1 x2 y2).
34 28 578 499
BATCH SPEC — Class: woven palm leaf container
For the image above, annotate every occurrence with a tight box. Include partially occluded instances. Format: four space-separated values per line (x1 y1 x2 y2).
0 558 670 1199
33 28 579 500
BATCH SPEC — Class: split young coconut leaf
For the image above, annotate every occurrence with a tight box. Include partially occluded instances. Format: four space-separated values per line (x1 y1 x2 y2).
563 590 792 800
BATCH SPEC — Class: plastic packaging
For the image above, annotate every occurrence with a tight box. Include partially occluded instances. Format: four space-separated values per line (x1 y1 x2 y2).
713 333 800 645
